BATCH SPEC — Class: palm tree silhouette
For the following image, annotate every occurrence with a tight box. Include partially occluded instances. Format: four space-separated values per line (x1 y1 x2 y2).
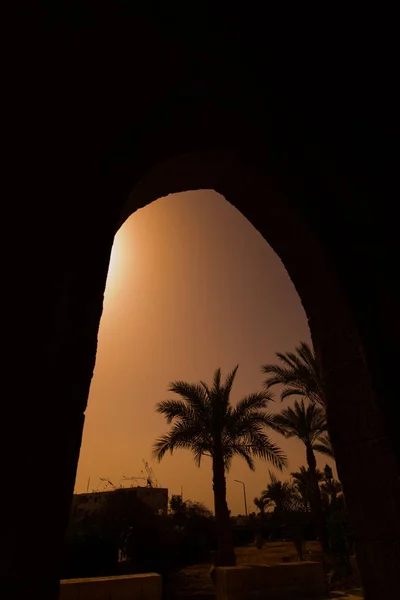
261 471 296 514
153 365 287 566
254 495 273 515
261 342 335 460
262 342 325 406
271 399 328 550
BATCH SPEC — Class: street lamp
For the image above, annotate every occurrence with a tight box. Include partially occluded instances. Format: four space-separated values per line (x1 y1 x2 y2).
234 479 248 517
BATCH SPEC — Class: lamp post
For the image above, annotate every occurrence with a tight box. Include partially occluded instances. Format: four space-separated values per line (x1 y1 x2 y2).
234 479 248 517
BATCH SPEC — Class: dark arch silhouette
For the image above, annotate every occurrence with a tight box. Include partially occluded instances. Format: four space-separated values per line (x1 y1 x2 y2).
3 7 399 599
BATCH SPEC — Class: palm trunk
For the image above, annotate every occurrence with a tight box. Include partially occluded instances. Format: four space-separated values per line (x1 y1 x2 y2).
306 443 329 552
212 449 236 567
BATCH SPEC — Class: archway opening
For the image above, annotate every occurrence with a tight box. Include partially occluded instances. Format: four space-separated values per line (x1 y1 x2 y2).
61 189 343 585
76 190 337 510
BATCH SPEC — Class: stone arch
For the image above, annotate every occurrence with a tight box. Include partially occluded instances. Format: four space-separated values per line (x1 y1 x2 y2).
106 149 397 595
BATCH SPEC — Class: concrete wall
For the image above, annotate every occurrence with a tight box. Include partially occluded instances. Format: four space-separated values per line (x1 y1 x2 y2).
59 573 162 600
215 562 326 600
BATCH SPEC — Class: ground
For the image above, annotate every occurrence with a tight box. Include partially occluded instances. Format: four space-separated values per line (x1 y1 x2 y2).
164 542 363 600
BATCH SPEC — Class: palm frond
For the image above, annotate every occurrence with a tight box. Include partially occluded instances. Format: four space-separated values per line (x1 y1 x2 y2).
227 426 288 470
153 421 210 462
232 391 272 419
272 400 327 444
224 443 255 471
265 413 291 437
254 496 273 513
229 411 281 434
246 434 288 470
261 365 299 389
276 350 303 370
199 380 212 406
281 385 308 401
221 365 239 411
167 381 208 411
192 441 213 467
297 342 316 368
268 412 298 439
261 342 326 407
212 368 222 394
261 471 295 511
313 433 335 459
291 466 323 483
155 399 195 424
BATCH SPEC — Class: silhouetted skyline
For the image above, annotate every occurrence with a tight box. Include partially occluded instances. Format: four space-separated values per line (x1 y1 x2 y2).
75 190 335 515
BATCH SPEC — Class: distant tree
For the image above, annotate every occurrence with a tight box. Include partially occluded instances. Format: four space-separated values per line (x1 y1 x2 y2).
259 472 311 560
291 466 323 513
261 342 335 460
153 366 287 566
320 464 342 509
186 500 213 520
170 495 213 523
253 496 273 516
271 400 328 550
261 471 297 514
169 495 187 526
168 495 216 565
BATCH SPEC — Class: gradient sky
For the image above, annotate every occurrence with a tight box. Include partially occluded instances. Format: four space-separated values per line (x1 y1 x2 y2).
75 190 335 515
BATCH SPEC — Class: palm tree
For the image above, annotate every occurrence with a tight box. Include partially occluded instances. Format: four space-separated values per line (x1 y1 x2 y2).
261 471 296 514
271 399 328 550
254 496 273 516
261 472 307 561
272 400 327 476
261 342 335 460
153 366 287 566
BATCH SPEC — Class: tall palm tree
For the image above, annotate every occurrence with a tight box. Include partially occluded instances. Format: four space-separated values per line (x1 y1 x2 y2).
261 342 335 460
271 399 328 550
153 366 287 566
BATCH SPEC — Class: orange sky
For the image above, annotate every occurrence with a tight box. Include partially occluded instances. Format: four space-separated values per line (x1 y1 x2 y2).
74 190 335 515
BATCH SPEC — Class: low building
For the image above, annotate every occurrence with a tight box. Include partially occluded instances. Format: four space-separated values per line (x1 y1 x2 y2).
71 486 168 519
